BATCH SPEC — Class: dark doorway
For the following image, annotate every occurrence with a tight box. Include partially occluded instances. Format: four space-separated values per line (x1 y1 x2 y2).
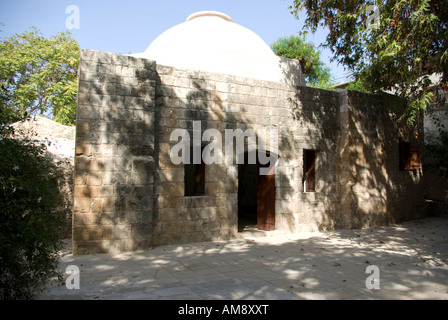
303 149 316 192
238 151 276 232
185 147 205 196
257 161 276 231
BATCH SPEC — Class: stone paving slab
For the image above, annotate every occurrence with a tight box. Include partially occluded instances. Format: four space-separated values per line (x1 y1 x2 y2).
35 214 448 300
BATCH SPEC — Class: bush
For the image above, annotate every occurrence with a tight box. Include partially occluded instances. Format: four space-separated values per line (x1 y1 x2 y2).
0 132 68 299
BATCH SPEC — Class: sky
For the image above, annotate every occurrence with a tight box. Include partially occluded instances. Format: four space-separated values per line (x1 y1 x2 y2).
0 0 350 83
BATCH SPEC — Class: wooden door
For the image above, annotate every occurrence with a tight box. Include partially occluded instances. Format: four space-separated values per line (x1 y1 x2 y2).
257 164 275 231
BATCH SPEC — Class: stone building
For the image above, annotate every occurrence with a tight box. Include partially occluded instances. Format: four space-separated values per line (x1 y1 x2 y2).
73 11 425 255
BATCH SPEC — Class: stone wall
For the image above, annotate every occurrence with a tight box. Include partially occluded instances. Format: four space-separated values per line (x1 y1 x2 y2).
73 49 426 254
153 64 345 242
73 50 157 254
337 91 425 229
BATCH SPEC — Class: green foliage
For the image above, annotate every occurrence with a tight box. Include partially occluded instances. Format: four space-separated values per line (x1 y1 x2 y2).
0 28 80 126
271 35 333 88
345 77 370 93
0 85 23 136
290 0 448 124
0 111 68 299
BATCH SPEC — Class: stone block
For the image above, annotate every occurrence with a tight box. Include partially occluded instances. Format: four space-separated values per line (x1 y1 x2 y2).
73 213 99 226
128 145 155 157
127 195 152 211
77 80 93 94
74 185 93 198
90 198 103 213
128 56 156 69
72 240 110 255
73 225 113 241
101 132 122 145
77 104 101 120
105 121 122 133
102 196 126 213
74 197 92 213
124 95 155 110
97 63 117 75
78 70 103 83
103 172 128 185
115 84 133 96
165 221 181 235
135 69 156 83
158 208 179 222
111 54 130 67
75 155 92 172
131 157 155 185
131 223 153 239
92 51 114 64
131 85 154 98
74 171 88 186
113 224 132 239
125 210 142 224
80 49 97 61
157 196 179 209
84 171 102 185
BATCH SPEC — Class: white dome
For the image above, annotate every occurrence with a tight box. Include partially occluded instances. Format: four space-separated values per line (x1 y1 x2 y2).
133 11 305 85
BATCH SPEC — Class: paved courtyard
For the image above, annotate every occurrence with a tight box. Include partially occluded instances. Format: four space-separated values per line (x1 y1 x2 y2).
35 213 448 300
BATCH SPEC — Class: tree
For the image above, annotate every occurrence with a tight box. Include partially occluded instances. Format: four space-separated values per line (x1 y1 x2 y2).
345 77 370 93
0 110 69 299
0 28 80 125
290 0 448 124
271 35 334 88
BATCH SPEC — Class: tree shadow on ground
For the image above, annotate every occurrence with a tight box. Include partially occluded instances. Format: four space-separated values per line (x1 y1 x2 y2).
39 214 448 300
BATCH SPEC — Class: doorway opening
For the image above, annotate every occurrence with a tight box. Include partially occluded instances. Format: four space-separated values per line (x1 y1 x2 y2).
237 151 276 232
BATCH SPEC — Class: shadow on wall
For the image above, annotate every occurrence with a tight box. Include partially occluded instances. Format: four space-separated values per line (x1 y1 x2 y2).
343 91 426 227
74 50 427 255
74 51 161 254
285 86 341 231
153 68 289 245
151 65 427 244
74 51 311 253
285 87 426 231
153 72 221 246
278 56 306 87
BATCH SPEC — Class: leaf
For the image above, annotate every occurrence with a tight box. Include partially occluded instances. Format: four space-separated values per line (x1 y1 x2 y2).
0 28 80 125
290 0 448 124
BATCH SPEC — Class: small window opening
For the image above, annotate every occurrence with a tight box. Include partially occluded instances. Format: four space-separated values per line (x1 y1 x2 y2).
399 140 421 171
303 149 316 192
185 147 205 196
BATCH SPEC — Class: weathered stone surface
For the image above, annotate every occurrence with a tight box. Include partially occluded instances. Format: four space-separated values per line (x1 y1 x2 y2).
73 49 425 255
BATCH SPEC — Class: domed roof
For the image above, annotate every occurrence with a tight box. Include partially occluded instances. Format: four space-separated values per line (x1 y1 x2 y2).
133 11 305 85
